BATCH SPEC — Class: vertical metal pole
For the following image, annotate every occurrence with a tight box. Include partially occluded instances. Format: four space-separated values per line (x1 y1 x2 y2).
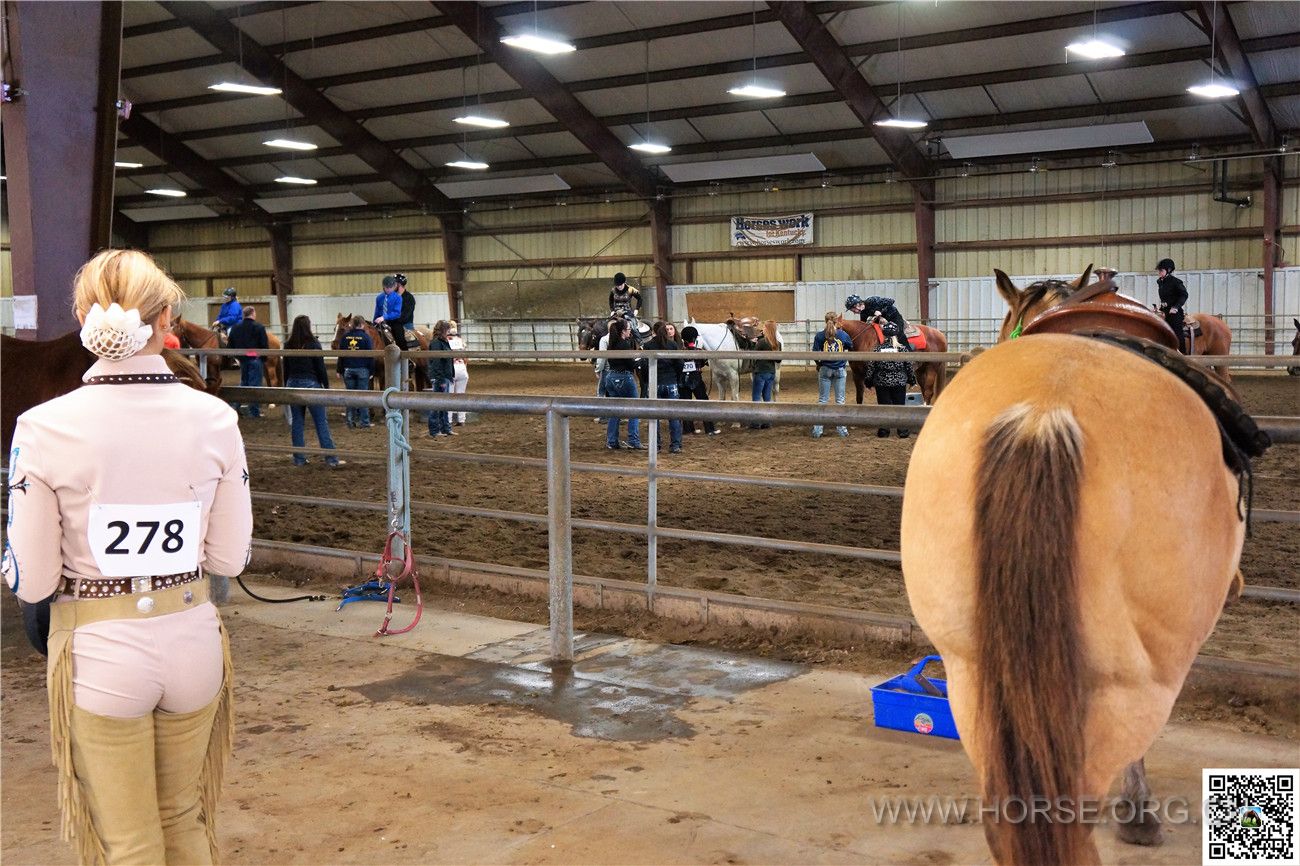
546 410 574 663
384 345 409 561
646 356 658 602
198 353 208 382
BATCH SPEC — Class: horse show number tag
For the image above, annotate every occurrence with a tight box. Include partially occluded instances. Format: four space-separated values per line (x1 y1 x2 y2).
88 502 202 577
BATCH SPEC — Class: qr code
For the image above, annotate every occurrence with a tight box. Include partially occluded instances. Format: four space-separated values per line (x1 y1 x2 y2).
1204 769 1299 865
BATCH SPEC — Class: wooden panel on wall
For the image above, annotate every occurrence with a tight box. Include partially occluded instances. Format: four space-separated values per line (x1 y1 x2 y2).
685 290 795 323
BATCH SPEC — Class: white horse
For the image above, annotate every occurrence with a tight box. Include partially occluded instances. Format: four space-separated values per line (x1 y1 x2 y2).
685 319 786 403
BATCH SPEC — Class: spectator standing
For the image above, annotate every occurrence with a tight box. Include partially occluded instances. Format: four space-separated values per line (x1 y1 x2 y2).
677 325 718 436
811 312 852 439
644 321 684 454
447 320 470 426
337 314 375 428
862 323 916 438
226 307 268 418
604 318 644 450
748 320 781 429
426 320 455 438
283 315 345 467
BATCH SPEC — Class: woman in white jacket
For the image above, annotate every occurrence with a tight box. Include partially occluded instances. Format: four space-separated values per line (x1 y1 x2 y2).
4 249 252 864
447 320 470 426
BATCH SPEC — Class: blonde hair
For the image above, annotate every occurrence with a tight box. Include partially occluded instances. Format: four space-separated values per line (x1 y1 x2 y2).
73 249 185 325
824 311 838 338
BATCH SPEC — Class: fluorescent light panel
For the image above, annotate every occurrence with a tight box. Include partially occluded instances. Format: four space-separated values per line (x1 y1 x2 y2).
264 138 317 151
255 192 367 213
875 117 928 129
146 188 187 197
1065 38 1125 59
630 142 672 154
446 160 490 170
454 114 510 129
500 33 575 54
120 204 220 222
275 176 318 185
942 121 1153 159
660 153 825 183
1188 82 1240 98
209 82 282 96
728 83 786 99
114 161 144 169
434 173 570 199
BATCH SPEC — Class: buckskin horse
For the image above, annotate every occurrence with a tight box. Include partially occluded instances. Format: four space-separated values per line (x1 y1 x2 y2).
2 332 210 453
900 265 1261 864
836 317 948 405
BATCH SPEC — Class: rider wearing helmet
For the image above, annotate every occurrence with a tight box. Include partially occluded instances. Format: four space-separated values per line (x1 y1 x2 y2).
1155 258 1189 353
214 287 243 332
846 293 913 350
609 273 642 318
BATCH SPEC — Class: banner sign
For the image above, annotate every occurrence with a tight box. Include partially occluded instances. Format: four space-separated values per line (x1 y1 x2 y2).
731 213 814 247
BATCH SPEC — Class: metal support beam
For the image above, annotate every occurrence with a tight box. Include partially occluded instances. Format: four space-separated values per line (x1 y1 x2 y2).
112 214 151 251
431 1 659 199
270 224 293 328
2 0 122 338
914 182 935 321
440 215 466 322
1194 2 1278 148
1263 162 1283 354
650 199 673 317
159 1 459 216
769 1 929 187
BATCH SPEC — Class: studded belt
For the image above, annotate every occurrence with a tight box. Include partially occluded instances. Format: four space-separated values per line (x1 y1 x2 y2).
60 570 202 600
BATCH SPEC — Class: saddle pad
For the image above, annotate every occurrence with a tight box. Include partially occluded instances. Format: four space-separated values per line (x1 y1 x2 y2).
906 329 927 351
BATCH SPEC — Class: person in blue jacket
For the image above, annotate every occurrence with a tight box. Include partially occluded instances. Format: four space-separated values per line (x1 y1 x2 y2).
214 287 242 333
372 275 405 349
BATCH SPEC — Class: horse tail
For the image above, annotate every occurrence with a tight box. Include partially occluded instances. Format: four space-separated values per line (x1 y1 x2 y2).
973 403 1090 866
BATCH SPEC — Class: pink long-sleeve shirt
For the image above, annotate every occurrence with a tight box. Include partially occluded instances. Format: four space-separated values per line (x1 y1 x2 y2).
4 354 252 603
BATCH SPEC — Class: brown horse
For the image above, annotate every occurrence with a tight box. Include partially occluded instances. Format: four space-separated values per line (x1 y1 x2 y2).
1181 313 1233 380
172 316 283 390
901 266 1248 864
836 317 948 405
2 332 212 453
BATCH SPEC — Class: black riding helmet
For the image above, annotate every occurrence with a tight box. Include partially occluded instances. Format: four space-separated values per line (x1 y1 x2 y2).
613 272 627 287
681 325 699 343
1156 258 1176 273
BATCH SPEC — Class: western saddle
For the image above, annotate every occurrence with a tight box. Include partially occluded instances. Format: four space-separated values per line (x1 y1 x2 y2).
1019 278 1179 349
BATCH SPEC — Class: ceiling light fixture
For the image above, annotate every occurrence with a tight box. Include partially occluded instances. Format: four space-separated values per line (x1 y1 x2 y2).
146 188 187 197
959 163 970 177
874 2 928 129
1066 38 1125 59
208 81 283 96
501 33 575 54
454 114 509 129
275 176 318 185
114 161 144 169
264 138 317 151
1101 151 1118 167
446 159 490 170
1188 0 1239 99
728 4 786 99
631 35 672 155
1029 157 1042 173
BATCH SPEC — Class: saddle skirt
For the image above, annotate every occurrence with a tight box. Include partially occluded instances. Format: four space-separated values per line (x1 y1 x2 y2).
1184 318 1203 337
1021 280 1179 350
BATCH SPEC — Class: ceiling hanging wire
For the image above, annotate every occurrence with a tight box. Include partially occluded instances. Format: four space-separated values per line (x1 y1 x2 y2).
875 3 926 128
1188 0 1238 98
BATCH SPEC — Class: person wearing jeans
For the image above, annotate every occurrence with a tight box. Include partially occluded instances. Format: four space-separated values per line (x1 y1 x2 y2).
603 319 644 450
282 315 344 467
811 312 852 438
226 307 268 417
748 320 781 429
645 321 684 453
426 320 455 437
337 314 374 428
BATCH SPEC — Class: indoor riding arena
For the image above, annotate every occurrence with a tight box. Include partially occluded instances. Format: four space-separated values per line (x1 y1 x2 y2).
2 2 1298 865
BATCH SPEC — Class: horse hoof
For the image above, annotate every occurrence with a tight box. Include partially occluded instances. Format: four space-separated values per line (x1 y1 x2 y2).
1116 819 1164 847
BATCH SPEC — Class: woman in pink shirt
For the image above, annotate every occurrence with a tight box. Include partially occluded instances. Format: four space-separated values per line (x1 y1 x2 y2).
4 249 252 864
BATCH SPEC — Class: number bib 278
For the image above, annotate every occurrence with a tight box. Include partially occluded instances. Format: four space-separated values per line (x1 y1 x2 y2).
88 502 202 577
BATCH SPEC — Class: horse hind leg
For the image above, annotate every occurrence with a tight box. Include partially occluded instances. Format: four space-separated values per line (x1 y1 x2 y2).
1115 758 1164 847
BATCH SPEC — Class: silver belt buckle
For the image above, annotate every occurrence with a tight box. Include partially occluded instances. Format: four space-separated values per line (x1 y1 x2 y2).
131 577 152 595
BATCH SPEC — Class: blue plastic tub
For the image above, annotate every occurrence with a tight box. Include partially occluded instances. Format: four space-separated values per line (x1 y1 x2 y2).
870 655 960 740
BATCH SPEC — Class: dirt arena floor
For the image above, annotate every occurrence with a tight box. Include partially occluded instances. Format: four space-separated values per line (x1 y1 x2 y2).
238 362 1298 670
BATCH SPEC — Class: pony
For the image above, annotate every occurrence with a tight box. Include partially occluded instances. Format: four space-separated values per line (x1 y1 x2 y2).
1288 317 1299 376
171 315 284 391
2 332 212 453
901 265 1250 864
836 317 948 405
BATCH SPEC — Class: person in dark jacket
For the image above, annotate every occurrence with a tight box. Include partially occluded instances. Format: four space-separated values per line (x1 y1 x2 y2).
862 322 916 438
609 272 641 317
811 312 852 439
373 275 406 350
283 315 344 467
226 307 268 417
337 315 375 428
426 320 455 438
1155 258 1189 352
644 321 684 453
847 293 912 351
748 320 780 429
396 273 415 341
604 318 644 450
677 326 717 436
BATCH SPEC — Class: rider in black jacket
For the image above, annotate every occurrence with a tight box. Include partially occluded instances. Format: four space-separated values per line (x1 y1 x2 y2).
1155 258 1189 352
846 294 913 351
